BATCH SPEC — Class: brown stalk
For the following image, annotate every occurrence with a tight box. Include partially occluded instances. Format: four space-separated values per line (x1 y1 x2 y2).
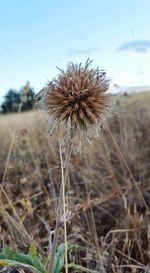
47 130 74 273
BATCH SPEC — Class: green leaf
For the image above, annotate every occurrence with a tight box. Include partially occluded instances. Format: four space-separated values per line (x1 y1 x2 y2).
52 243 65 273
28 242 38 258
0 243 79 273
0 247 45 273
52 243 78 273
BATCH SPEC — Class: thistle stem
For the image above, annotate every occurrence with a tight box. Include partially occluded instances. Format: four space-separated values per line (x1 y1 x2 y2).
47 130 74 273
58 132 68 273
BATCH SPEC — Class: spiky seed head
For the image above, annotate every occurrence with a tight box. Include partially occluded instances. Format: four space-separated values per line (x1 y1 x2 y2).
39 59 110 133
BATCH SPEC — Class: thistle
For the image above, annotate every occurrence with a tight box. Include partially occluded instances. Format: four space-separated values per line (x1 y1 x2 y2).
38 59 110 134
36 60 111 273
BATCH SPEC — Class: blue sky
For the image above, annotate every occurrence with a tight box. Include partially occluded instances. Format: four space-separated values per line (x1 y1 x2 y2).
0 0 150 102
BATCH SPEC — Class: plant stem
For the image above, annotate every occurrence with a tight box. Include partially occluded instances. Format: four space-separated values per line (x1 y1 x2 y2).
58 132 68 273
47 129 74 273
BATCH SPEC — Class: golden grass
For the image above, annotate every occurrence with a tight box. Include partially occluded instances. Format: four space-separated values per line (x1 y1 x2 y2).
0 91 150 272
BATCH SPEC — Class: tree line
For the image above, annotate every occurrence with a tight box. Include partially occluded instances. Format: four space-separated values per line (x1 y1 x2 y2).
0 82 35 114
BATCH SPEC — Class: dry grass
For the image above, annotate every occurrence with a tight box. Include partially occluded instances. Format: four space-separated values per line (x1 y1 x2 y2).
0 91 150 272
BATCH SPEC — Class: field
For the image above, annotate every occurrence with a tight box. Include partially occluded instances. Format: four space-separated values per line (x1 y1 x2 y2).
0 91 150 273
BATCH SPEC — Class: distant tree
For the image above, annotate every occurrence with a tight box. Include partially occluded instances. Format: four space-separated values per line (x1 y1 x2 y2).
1 89 20 113
1 82 35 113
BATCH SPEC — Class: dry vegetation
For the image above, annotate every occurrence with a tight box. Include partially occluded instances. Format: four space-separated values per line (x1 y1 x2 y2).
0 91 150 272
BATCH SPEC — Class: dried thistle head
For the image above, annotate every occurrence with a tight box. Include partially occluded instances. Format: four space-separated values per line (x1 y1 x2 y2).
39 59 111 134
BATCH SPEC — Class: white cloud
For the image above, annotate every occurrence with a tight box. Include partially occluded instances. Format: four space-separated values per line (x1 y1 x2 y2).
118 40 150 55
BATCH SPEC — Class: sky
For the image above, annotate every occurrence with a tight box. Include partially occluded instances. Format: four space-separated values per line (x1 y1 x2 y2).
0 0 150 102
